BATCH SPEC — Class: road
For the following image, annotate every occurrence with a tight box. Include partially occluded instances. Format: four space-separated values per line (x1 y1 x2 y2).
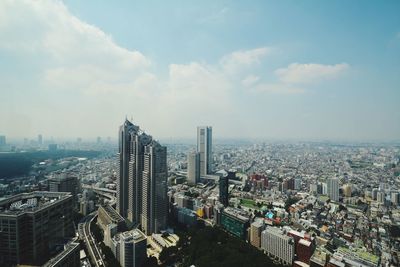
78 212 105 267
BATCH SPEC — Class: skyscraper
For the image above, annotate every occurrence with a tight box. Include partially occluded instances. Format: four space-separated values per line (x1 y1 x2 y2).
117 119 167 235
141 141 168 235
197 126 212 176
187 151 200 185
38 134 43 145
327 178 339 202
219 171 233 207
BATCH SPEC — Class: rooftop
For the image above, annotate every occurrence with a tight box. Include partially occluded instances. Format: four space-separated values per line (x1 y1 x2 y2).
0 191 72 216
120 229 147 243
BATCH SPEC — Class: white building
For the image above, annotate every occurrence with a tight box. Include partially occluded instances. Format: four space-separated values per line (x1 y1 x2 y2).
327 178 339 202
261 227 294 265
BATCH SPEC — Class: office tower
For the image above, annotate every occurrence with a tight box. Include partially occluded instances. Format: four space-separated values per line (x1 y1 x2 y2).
250 220 264 248
0 135 6 146
261 227 295 265
117 119 140 219
0 192 74 266
219 171 232 207
187 151 200 185
117 119 152 222
141 141 168 235
119 229 147 267
327 178 339 202
197 126 212 176
38 134 43 145
117 119 167 235
48 174 79 201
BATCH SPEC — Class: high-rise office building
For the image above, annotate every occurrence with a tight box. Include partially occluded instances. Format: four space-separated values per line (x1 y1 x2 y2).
197 126 212 176
141 141 168 235
117 119 167 235
327 178 339 202
0 192 75 266
219 171 233 207
119 229 147 267
117 119 140 219
38 134 43 145
187 151 200 185
48 174 79 202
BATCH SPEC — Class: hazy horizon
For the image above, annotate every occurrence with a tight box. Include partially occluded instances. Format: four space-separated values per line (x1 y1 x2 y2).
1 1 399 141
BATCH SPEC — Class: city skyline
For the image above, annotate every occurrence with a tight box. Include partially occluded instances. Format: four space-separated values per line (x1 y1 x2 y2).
1 1 399 141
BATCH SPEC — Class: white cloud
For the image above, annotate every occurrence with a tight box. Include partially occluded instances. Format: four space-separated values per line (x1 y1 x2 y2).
275 63 349 84
0 0 353 139
220 47 272 74
0 0 150 94
241 74 260 87
253 83 305 95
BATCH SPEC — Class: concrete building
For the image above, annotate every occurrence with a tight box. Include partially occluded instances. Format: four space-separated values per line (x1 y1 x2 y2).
343 184 352 198
327 178 339 202
0 192 74 266
48 174 79 202
141 141 168 235
377 191 386 203
250 220 264 248
119 229 147 267
197 126 213 176
187 151 200 185
98 204 126 233
261 227 295 266
42 240 80 267
220 207 250 239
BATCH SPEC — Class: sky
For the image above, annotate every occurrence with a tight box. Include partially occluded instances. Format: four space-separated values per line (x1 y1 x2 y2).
0 0 399 141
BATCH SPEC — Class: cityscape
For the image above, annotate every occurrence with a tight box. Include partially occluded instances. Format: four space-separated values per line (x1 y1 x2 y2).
1 1 400 267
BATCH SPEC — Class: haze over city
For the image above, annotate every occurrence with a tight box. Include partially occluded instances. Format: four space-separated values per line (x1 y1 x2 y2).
1 0 399 141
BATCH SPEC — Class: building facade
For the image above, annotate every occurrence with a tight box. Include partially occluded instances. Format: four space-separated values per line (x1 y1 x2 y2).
0 192 75 266
187 151 200 185
197 126 212 176
261 227 294 266
141 141 168 235
119 229 147 267
327 178 339 202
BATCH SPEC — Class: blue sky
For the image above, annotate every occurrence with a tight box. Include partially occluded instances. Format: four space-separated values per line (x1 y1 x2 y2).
0 0 399 141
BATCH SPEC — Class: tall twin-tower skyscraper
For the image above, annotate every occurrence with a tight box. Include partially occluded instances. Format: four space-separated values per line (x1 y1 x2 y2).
117 119 167 235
